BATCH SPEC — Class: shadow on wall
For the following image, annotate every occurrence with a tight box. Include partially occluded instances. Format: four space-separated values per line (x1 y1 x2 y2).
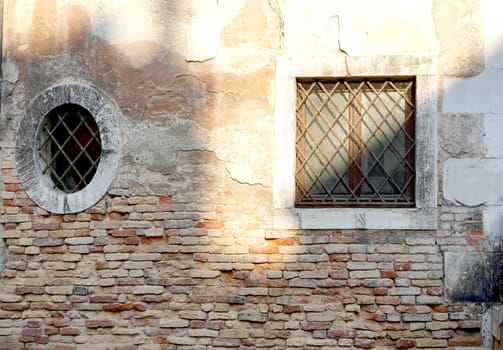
1 0 503 348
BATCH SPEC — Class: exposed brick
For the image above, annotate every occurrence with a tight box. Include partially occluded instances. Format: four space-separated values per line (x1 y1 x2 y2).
396 339 416 348
354 339 376 349
327 329 356 339
103 303 133 312
86 319 114 328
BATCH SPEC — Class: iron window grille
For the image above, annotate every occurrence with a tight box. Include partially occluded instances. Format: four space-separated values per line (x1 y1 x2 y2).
38 104 102 193
295 78 416 207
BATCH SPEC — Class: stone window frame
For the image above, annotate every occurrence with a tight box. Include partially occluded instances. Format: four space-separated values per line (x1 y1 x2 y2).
273 56 438 230
16 83 121 214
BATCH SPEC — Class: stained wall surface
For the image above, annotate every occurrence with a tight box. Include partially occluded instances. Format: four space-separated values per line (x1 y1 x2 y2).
0 0 499 349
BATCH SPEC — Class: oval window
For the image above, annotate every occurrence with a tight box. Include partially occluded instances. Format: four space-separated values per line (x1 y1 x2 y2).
17 83 120 214
38 104 102 193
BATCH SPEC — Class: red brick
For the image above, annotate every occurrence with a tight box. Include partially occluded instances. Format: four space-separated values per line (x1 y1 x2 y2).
206 321 224 330
133 303 147 311
103 303 133 312
27 320 43 328
22 328 43 336
355 339 375 349
394 263 411 271
190 320 205 328
396 339 415 348
44 327 59 335
376 296 400 305
19 336 34 343
432 305 449 312
140 237 167 245
328 329 356 338
248 245 278 254
51 318 70 327
330 254 350 262
233 271 250 280
381 271 396 278
448 336 483 347
159 196 173 205
90 295 118 303
140 295 171 303
32 222 60 230
5 184 23 192
468 236 483 246
60 327 81 336
125 237 140 245
153 336 168 344
16 286 45 295
35 336 49 344
109 229 136 237
301 322 331 330
95 261 108 270
270 238 296 246
374 288 388 295
194 220 224 229
30 303 70 311
284 305 302 313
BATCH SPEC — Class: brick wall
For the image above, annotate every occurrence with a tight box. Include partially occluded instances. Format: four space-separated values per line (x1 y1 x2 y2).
0 154 485 348
0 0 495 349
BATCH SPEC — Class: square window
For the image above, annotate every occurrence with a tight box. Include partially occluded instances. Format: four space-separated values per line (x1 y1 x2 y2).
295 78 416 207
273 56 437 230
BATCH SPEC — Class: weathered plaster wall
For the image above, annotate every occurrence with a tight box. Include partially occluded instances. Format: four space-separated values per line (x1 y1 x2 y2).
0 0 499 349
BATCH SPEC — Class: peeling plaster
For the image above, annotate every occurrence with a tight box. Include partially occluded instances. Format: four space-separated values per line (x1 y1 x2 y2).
122 115 271 187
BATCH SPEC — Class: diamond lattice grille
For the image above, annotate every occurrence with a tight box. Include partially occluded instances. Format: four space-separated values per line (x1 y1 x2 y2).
295 78 415 207
38 104 102 193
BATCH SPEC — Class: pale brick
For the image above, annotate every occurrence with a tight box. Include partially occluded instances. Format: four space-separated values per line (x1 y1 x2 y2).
105 253 130 261
188 329 219 337
238 313 267 323
402 314 432 322
190 270 220 278
426 321 458 330
416 295 443 304
130 253 162 261
389 287 421 295
160 319 190 328
123 261 154 269
306 312 337 322
238 288 268 296
349 270 380 279
25 246 40 255
46 286 73 295
347 262 377 270
289 278 316 288
415 338 447 348
409 246 439 254
325 244 348 254
62 253 82 262
179 310 207 320
219 329 249 338
133 286 164 295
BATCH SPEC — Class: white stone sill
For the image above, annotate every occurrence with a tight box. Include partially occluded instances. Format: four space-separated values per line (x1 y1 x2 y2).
272 207 437 230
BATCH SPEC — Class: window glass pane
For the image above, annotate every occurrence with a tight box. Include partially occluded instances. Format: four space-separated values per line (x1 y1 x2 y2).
304 90 350 197
295 79 415 206
361 90 406 196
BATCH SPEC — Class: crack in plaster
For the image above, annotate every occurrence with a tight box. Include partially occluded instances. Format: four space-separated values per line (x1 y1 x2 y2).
334 15 351 76
267 0 284 54
176 149 267 188
123 115 270 187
